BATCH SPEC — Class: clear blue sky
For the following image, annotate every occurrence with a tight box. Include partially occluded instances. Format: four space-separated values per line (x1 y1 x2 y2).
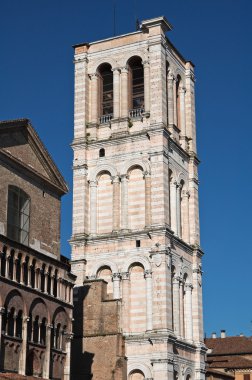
1 0 251 338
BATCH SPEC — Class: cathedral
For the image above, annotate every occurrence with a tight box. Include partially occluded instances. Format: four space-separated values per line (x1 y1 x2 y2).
70 16 206 380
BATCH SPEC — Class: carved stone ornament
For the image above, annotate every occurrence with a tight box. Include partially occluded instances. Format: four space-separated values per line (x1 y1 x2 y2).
153 253 162 267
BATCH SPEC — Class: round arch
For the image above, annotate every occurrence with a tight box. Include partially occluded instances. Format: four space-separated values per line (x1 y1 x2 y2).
4 289 26 315
121 158 150 176
127 362 153 379
89 164 118 182
122 255 151 273
122 52 147 67
52 306 70 329
29 298 50 323
184 367 194 380
88 57 118 74
90 260 118 277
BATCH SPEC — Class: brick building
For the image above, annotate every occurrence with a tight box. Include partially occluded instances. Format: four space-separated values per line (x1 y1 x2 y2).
71 16 206 380
0 119 75 379
205 332 252 380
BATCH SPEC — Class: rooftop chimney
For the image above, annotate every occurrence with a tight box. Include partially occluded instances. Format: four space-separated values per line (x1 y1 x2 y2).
212 332 217 339
240 333 244 337
221 330 226 338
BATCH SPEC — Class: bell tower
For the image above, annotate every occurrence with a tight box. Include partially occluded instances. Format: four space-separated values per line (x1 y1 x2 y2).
71 16 206 380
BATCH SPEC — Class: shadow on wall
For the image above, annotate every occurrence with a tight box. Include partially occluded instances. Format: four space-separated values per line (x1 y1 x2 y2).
71 285 96 380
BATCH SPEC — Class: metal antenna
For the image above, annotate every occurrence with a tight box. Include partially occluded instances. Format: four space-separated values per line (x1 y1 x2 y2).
133 0 140 31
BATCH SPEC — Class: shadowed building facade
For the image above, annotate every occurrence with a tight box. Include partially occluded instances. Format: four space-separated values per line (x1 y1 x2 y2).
71 16 206 380
0 119 75 380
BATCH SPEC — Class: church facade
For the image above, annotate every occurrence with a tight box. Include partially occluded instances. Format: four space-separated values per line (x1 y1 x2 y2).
71 16 206 380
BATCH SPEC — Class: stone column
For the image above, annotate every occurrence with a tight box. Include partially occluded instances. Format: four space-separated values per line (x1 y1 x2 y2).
152 359 173 380
112 273 121 299
90 73 99 123
167 71 175 133
113 68 120 118
120 175 129 230
43 324 52 379
57 278 62 299
121 272 130 332
185 283 193 341
170 181 177 235
179 87 187 149
6 255 10 279
89 180 98 235
179 280 185 337
120 67 129 118
13 258 17 282
27 265 32 287
112 175 120 231
176 183 182 237
37 268 42 290
143 60 150 113
181 190 190 243
19 316 29 375
20 262 25 285
0 308 4 357
144 172 152 227
64 333 73 380
172 276 180 337
144 270 153 331
13 314 17 337
173 78 178 127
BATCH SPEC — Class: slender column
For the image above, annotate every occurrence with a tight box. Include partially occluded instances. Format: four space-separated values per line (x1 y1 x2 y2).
167 71 175 133
181 190 190 243
38 322 41 343
44 271 48 293
144 172 152 227
6 256 10 279
89 180 98 235
0 308 4 357
20 262 25 284
50 275 54 296
144 270 153 331
113 68 120 118
27 265 32 287
172 277 180 336
37 268 41 290
64 334 73 380
0 252 2 275
57 278 62 299
112 273 121 299
176 183 182 237
13 314 17 337
120 175 129 230
173 78 178 127
43 324 52 379
121 272 130 332
19 316 29 375
143 60 150 113
112 176 120 231
170 181 177 235
179 280 185 337
90 73 99 123
185 283 193 341
179 87 187 148
13 258 17 282
120 67 129 117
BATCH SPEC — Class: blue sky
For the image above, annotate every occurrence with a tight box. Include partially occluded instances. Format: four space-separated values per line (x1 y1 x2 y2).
1 0 251 338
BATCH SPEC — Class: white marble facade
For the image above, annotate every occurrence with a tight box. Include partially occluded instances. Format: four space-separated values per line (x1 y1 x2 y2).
71 16 206 380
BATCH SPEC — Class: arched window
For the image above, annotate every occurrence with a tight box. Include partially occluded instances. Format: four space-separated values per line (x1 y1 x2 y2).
128 57 144 114
99 148 105 158
98 63 113 122
16 310 23 338
7 186 30 245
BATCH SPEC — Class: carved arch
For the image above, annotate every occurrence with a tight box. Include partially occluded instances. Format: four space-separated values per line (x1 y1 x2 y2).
88 57 118 74
122 255 151 273
4 289 26 315
90 260 119 277
127 362 153 378
29 298 50 323
122 52 147 67
89 164 118 182
121 158 150 176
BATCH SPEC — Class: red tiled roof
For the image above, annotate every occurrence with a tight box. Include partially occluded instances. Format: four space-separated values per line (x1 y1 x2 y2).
207 355 252 370
205 337 252 355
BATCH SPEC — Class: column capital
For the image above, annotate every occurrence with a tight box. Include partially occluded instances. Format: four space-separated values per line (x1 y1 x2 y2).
143 171 151 178
112 67 120 73
89 179 98 187
112 272 121 281
144 269 152 279
173 276 180 285
89 72 99 79
182 189 190 198
121 272 130 280
0 307 5 315
65 332 74 342
111 175 120 184
167 71 175 81
120 174 129 181
179 86 186 94
185 283 193 291
120 66 129 74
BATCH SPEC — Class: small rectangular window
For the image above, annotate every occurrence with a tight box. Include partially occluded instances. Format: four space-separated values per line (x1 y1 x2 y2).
244 375 250 380
136 240 141 248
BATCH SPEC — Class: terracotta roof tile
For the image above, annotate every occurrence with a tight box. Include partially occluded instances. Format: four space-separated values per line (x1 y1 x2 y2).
205 337 252 355
0 373 46 380
207 355 252 369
